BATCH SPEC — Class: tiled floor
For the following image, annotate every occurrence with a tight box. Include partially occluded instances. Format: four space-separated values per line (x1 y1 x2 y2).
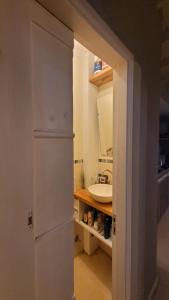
74 248 112 300
153 208 169 299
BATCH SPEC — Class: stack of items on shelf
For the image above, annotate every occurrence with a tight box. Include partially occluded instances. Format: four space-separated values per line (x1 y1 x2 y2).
83 207 112 239
94 56 109 74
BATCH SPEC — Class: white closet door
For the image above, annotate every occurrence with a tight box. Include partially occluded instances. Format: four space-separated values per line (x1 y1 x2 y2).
31 3 74 300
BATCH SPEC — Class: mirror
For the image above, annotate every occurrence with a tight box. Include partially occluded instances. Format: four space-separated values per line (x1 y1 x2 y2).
97 85 113 157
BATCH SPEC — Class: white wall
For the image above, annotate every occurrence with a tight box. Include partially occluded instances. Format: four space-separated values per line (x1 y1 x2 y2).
97 82 113 182
97 81 113 157
73 41 100 189
83 51 100 187
73 41 113 188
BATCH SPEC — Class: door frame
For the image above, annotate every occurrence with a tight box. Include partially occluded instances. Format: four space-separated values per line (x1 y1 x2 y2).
37 1 144 299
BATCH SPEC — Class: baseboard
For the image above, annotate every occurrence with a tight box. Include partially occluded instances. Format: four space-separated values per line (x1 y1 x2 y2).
147 277 159 300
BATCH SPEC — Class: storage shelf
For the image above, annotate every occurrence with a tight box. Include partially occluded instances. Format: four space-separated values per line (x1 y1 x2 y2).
89 66 113 87
74 190 112 248
79 220 112 248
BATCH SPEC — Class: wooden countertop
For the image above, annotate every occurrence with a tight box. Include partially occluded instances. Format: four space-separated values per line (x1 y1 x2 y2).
74 189 112 217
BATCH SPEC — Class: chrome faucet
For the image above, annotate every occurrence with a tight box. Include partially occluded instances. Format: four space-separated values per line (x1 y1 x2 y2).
102 169 112 184
95 169 112 184
102 169 112 176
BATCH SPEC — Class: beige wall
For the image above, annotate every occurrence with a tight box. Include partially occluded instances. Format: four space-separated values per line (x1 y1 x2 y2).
87 1 161 298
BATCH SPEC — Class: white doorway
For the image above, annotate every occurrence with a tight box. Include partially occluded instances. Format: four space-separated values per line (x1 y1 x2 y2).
0 1 143 299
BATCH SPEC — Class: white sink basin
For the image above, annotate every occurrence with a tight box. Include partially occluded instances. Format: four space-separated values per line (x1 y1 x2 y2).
87 184 112 203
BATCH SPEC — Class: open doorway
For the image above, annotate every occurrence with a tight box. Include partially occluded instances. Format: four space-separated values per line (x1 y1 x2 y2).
73 40 113 299
73 34 130 300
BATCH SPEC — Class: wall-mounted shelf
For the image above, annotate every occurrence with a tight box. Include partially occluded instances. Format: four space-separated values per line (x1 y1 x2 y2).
89 66 113 87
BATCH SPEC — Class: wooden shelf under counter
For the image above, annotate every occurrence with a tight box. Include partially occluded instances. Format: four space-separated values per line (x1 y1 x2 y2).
74 189 112 217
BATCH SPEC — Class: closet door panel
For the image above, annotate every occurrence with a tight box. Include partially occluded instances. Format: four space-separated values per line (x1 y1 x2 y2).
31 22 72 133
34 137 73 237
35 222 73 300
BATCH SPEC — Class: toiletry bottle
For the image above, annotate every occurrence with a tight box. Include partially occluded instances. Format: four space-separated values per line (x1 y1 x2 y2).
97 212 104 234
93 208 97 221
104 216 112 239
94 220 99 231
94 56 102 73
88 210 94 227
83 211 88 224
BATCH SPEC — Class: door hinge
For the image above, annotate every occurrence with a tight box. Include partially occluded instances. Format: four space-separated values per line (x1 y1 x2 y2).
112 214 116 235
27 210 33 230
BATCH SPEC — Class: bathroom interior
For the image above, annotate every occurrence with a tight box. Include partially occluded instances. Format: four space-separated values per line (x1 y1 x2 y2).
73 40 113 300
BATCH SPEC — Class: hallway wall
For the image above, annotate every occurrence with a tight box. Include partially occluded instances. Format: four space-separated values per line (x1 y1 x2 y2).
0 1 35 299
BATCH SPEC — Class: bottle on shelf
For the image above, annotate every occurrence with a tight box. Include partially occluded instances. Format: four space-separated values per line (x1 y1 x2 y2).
104 216 112 239
94 56 102 73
